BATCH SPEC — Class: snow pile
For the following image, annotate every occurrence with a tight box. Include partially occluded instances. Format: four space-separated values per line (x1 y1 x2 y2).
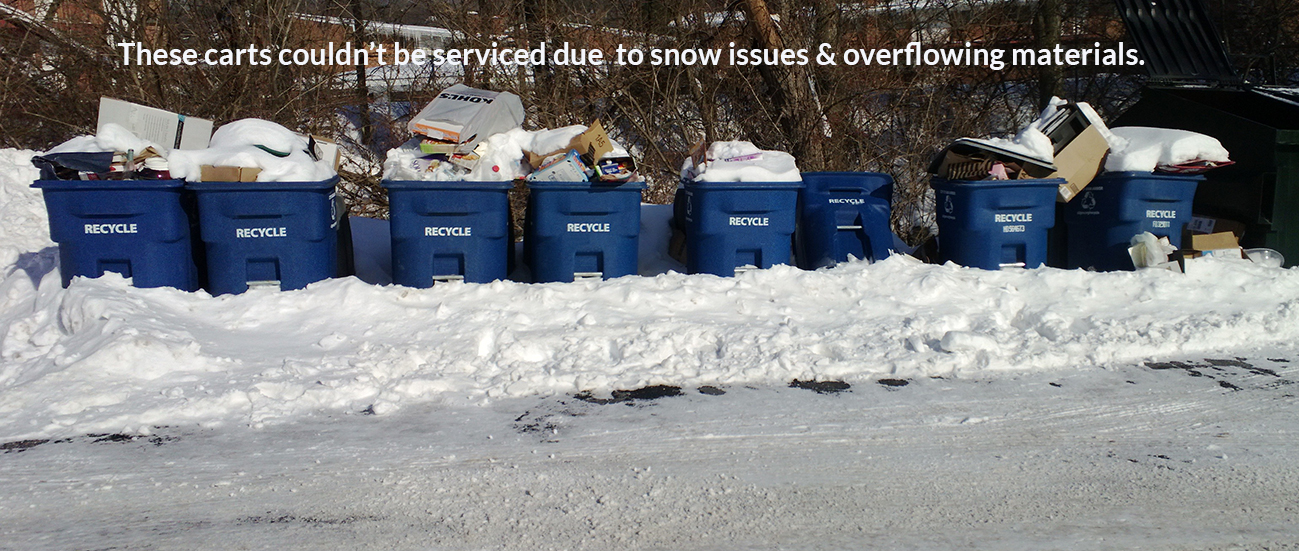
685 141 801 182
976 125 1055 162
1104 126 1231 173
170 119 335 182
46 123 163 156
3 253 1299 440
0 149 54 269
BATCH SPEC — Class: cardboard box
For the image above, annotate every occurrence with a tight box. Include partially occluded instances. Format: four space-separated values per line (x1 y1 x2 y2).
98 97 212 153
526 150 590 182
1050 124 1109 202
305 135 341 171
668 226 688 264
1190 231 1239 252
932 150 994 181
200 165 262 182
419 139 458 155
1188 215 1246 239
1189 231 1244 260
525 120 615 168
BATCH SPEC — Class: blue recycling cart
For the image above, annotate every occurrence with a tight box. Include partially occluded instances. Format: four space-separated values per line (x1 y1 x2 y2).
932 177 1061 270
32 178 201 290
680 179 803 276
1063 172 1201 271
383 180 513 286
525 180 644 283
796 172 894 269
188 177 343 294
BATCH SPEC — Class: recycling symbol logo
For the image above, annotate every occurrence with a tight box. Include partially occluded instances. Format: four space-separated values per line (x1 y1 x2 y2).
1080 190 1097 211
685 195 693 217
943 194 954 215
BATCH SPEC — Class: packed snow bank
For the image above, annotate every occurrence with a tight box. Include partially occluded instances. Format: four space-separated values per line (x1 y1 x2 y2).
0 149 54 270
5 255 1299 440
6 146 1299 440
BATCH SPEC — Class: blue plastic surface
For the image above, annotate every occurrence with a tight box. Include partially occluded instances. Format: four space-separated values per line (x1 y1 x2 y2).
1063 171 1201 271
188 177 342 294
383 180 513 286
32 179 201 290
525 180 644 283
932 177 1061 270
681 179 803 276
796 172 894 269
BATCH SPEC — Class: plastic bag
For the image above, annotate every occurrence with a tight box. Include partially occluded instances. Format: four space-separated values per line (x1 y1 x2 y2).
407 84 525 152
1128 232 1176 268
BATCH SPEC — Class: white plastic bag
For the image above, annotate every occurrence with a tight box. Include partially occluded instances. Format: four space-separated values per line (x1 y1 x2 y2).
407 84 525 152
1128 232 1176 269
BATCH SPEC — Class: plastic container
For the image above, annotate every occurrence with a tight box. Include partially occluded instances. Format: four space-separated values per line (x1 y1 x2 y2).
680 179 803 276
1246 248 1285 268
796 172 894 269
932 177 1060 270
188 177 343 294
32 179 201 290
525 180 644 283
1063 172 1201 271
383 180 513 286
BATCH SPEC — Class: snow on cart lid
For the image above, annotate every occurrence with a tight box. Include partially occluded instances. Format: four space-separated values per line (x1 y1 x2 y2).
168 119 337 183
682 141 801 183
1104 127 1232 174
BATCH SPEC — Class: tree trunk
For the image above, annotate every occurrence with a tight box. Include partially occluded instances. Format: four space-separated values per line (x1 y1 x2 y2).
739 0 826 170
351 0 372 148
1033 0 1063 110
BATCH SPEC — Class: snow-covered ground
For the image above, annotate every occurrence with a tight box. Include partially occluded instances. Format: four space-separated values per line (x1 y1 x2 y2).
2 148 1298 548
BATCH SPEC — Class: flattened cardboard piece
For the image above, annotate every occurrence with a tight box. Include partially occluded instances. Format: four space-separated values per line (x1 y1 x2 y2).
1190 231 1240 252
1188 215 1247 239
526 150 589 182
572 120 614 164
1050 124 1109 202
524 120 616 169
98 97 213 153
200 165 262 182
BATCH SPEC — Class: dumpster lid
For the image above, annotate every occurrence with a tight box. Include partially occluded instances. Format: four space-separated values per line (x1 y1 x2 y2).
1114 0 1240 85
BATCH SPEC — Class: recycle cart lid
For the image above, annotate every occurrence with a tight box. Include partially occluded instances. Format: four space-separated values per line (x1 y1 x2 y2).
527 180 646 191
382 180 515 191
1095 171 1206 183
186 176 339 191
32 179 185 190
682 179 804 190
930 177 1065 189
